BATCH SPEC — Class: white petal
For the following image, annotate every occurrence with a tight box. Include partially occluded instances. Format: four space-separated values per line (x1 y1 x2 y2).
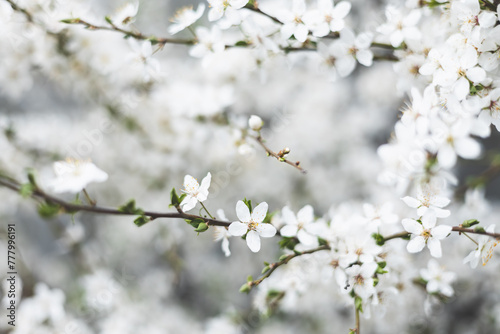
297 229 318 246
183 175 199 193
432 196 450 208
208 7 223 21
478 11 496 28
199 172 211 192
236 201 251 223
356 49 373 67
280 224 298 237
228 222 248 236
181 196 197 212
294 24 309 43
246 230 261 252
221 237 231 257
427 238 442 258
281 206 298 226
455 137 481 159
438 145 457 169
453 77 470 101
333 1 351 18
297 205 314 224
402 219 423 235
251 202 268 223
230 0 249 10
467 67 486 84
421 213 437 229
431 225 452 239
407 236 426 253
401 196 420 208
256 223 276 238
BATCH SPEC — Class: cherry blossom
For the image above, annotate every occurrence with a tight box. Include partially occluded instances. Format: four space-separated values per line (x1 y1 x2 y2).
49 159 108 194
180 172 212 212
228 201 276 252
420 259 456 297
402 213 452 258
168 4 205 35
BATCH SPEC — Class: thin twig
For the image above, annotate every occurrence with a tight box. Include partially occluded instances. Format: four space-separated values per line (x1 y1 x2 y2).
251 135 307 174
0 176 231 227
245 244 330 290
382 228 500 241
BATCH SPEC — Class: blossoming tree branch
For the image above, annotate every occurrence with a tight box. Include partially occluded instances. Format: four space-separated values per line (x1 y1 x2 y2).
2 0 500 333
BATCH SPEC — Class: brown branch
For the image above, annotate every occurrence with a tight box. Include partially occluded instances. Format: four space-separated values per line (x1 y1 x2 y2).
382 227 500 242
0 176 231 226
251 135 307 174
63 18 196 46
244 2 283 25
244 244 330 291
5 0 34 23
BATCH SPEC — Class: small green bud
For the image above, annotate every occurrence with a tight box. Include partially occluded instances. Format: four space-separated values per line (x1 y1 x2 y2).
462 219 480 228
38 201 60 218
134 215 150 227
278 254 289 261
474 226 486 233
105 16 113 24
261 266 270 274
60 18 80 24
239 282 251 294
372 233 385 246
194 222 209 233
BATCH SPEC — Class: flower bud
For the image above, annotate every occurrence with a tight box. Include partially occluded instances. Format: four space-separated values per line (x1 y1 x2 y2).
248 115 263 131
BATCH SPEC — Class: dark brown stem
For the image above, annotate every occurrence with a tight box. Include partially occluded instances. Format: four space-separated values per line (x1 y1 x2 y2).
64 18 195 46
246 244 330 290
251 135 307 174
383 228 500 241
0 176 231 226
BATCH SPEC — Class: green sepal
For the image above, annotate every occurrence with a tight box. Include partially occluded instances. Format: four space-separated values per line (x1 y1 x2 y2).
234 40 249 47
38 201 61 218
195 222 209 233
318 237 328 246
170 188 180 207
462 219 480 228
134 215 150 227
279 237 298 250
243 198 252 212
354 296 363 312
187 218 205 229
372 233 385 246
118 199 144 215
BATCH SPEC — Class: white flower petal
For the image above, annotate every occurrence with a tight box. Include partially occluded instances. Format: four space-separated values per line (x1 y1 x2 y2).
431 225 452 239
401 196 420 208
246 230 261 252
236 201 251 223
402 219 422 235
297 229 318 246
427 238 442 258
251 202 268 223
228 221 248 236
297 205 314 224
407 236 426 253
181 196 197 212
455 137 481 159
256 223 276 238
280 224 298 237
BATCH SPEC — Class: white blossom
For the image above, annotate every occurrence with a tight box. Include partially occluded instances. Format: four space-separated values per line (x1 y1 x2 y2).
48 159 108 194
402 213 452 258
228 201 276 252
180 172 211 212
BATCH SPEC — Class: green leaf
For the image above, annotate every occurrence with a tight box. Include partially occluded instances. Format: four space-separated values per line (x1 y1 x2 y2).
377 261 387 269
318 237 328 246
279 237 298 250
118 199 144 215
170 188 180 207
261 266 270 274
243 198 252 212
134 215 150 227
247 275 253 282
187 218 205 229
60 18 80 24
38 201 61 218
462 219 480 228
19 183 35 198
194 222 209 233
104 16 113 24
234 40 249 47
